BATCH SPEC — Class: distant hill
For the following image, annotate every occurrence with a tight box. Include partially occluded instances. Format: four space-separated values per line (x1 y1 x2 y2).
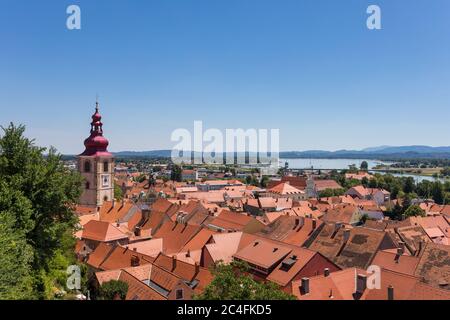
108 146 450 160
280 146 450 159
113 150 172 158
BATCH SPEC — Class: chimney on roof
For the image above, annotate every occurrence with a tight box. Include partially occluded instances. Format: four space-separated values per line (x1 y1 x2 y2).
301 278 310 295
186 250 191 258
134 226 141 237
133 248 137 252
172 255 177 271
112 199 116 208
253 241 259 247
312 219 317 230
395 247 404 263
343 229 351 243
324 268 330 277
356 274 367 293
398 241 405 253
131 255 140 267
416 240 424 257
387 285 394 300
195 262 200 275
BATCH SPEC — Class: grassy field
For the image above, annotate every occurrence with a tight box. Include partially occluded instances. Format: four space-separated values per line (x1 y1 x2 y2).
374 166 444 177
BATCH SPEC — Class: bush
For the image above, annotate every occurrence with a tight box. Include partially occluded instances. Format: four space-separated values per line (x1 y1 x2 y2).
99 280 128 300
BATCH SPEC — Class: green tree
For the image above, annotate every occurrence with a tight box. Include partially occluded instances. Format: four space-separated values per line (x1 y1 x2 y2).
260 176 269 188
114 184 123 200
99 280 129 300
442 167 450 177
195 261 295 300
403 177 415 194
404 205 426 217
134 174 146 183
431 181 445 204
0 123 83 299
0 205 34 299
389 201 403 220
361 177 369 187
170 164 182 182
318 188 345 198
401 193 413 213
360 161 369 171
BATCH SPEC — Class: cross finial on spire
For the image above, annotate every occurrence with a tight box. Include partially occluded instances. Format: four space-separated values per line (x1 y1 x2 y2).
95 93 99 111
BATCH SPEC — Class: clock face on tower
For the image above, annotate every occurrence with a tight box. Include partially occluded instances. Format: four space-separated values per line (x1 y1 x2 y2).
101 174 110 187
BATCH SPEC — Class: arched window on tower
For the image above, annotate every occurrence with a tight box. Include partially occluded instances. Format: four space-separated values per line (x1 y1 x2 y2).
84 161 91 173
103 161 109 173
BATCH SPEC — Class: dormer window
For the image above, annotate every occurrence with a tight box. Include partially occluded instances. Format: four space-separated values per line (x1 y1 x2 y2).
175 289 183 300
280 255 297 271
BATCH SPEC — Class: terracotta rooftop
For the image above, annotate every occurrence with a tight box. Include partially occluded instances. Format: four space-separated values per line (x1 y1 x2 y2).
99 200 138 224
152 220 202 254
414 242 450 290
181 228 216 252
292 268 367 300
99 246 155 271
81 220 128 242
266 247 331 287
308 224 395 269
321 204 361 225
207 210 255 232
86 243 115 269
268 182 305 195
233 239 292 270
372 250 419 276
119 270 167 300
313 180 343 191
257 216 322 247
125 239 163 257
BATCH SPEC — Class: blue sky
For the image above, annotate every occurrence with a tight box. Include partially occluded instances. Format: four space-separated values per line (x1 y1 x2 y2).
0 0 449 154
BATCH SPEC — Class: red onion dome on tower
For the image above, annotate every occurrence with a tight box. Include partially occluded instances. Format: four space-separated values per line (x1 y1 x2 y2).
79 102 113 157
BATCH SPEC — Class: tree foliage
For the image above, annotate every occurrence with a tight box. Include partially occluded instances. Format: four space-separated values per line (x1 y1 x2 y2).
404 205 426 217
318 188 345 198
99 280 129 300
170 164 182 182
0 123 83 299
194 261 296 300
360 161 369 171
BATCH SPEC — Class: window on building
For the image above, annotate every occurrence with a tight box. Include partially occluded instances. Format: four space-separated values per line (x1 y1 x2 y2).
103 161 109 172
84 161 91 172
85 181 90 189
104 195 108 202
175 289 183 300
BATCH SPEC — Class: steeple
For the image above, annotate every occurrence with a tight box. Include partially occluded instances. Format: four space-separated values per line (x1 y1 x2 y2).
79 101 112 157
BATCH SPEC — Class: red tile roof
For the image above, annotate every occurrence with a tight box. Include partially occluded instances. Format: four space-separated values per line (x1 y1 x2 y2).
152 220 202 254
82 220 128 242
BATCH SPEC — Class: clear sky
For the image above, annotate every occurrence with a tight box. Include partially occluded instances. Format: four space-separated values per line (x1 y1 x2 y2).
1 0 449 154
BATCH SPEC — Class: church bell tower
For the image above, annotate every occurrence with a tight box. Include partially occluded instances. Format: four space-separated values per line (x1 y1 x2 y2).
77 102 114 208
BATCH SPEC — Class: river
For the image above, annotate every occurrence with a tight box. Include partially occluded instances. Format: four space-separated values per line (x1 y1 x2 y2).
281 158 447 183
